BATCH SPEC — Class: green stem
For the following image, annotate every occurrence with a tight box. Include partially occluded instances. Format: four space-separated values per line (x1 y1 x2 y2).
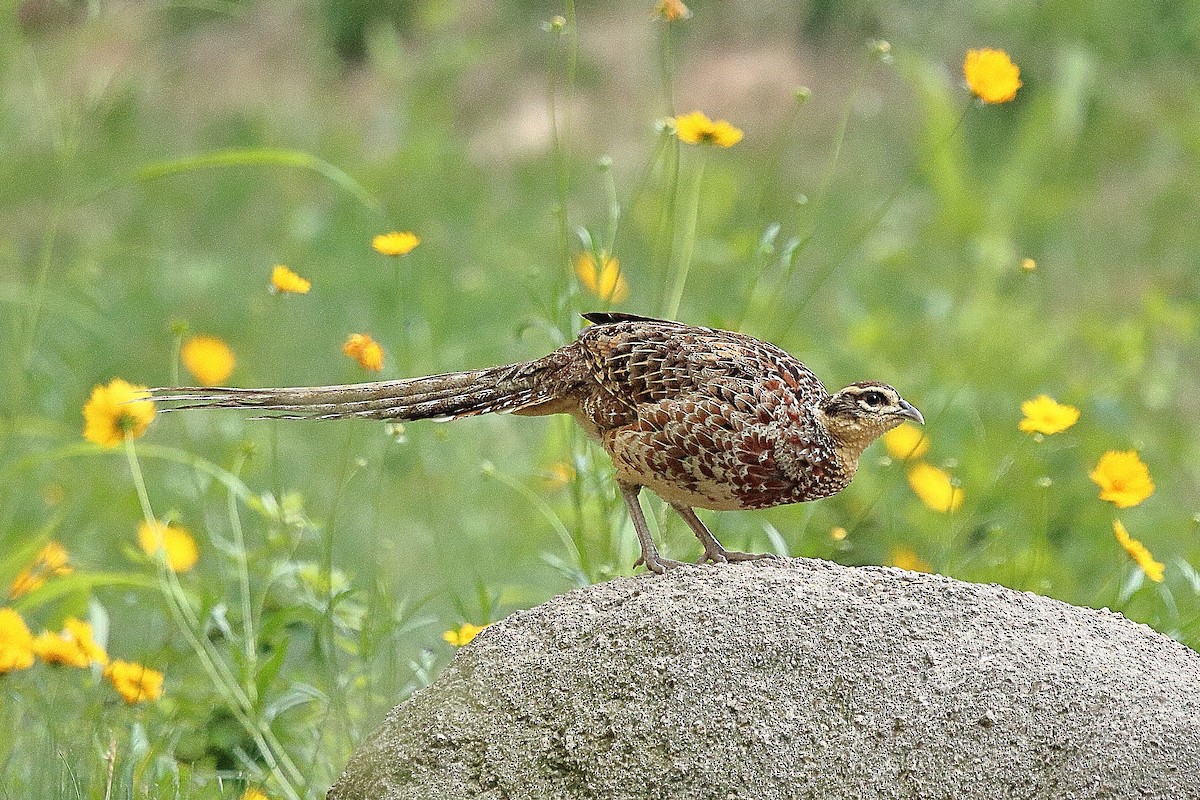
324 427 362 596
123 439 158 525
227 449 258 684
546 3 578 333
771 102 974 339
169 328 184 387
123 439 304 799
754 97 805 217
601 160 620 252
652 19 681 300
483 460 588 583
739 60 872 330
658 17 677 115
22 213 59 372
663 153 705 319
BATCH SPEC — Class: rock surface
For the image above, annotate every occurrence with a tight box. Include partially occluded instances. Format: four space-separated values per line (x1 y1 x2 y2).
328 558 1200 800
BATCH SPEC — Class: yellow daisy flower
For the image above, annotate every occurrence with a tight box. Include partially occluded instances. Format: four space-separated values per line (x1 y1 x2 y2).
1089 450 1154 509
33 617 108 668
1018 395 1080 436
241 789 269 800
137 520 199 573
575 252 629 302
83 378 156 448
372 231 421 256
1020 257 1037 272
882 422 929 460
963 48 1022 104
0 608 35 673
674 111 743 147
104 660 164 704
1112 520 1164 583
32 630 86 667
9 540 73 598
343 334 385 371
656 0 691 21
181 335 236 386
888 546 931 573
443 622 487 647
906 463 963 513
270 264 312 294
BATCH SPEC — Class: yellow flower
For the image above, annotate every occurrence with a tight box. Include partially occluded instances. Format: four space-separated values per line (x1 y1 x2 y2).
66 618 108 665
888 546 931 573
829 526 848 542
9 540 73 598
1090 450 1154 509
104 659 164 704
443 622 487 647
674 111 743 147
33 617 108 668
1018 395 1080 436
82 378 156 448
270 264 311 294
575 252 629 302
32 630 86 667
906 463 963 513
542 461 575 491
656 0 691 21
137 520 199 573
181 335 236 386
372 231 421 256
963 48 1022 104
882 422 929 460
1112 520 1164 583
241 789 269 800
1020 257 1037 272
0 608 35 673
343 334 385 371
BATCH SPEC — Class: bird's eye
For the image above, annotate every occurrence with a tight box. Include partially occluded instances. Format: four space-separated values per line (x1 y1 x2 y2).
860 390 887 409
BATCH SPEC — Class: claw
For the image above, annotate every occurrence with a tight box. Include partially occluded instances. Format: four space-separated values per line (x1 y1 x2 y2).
636 553 687 574
699 545 776 565
670 503 776 567
730 550 778 562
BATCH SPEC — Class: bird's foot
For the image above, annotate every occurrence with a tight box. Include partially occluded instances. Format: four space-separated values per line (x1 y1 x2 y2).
697 546 778 565
634 553 687 575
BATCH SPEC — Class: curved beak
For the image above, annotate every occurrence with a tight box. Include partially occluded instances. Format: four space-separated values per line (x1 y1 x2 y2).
896 399 924 425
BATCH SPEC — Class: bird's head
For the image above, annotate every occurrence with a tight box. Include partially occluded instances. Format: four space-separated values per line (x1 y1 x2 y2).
817 381 923 462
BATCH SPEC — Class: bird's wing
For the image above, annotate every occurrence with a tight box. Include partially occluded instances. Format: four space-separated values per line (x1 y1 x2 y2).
574 319 828 429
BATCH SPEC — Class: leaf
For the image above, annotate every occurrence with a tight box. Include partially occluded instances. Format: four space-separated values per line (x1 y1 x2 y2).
10 571 159 613
136 147 380 211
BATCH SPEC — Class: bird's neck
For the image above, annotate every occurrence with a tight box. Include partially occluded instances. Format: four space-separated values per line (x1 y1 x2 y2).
771 409 860 499
814 408 876 472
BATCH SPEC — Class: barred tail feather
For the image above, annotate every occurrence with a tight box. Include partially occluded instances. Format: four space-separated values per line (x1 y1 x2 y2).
151 354 573 422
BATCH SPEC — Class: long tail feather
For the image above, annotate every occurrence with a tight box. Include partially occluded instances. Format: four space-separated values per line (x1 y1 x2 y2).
151 354 574 422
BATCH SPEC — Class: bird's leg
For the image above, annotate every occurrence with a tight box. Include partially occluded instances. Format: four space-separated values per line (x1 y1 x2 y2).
670 503 778 565
619 482 685 575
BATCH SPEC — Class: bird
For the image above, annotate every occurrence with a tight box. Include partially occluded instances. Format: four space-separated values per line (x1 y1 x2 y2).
151 313 923 574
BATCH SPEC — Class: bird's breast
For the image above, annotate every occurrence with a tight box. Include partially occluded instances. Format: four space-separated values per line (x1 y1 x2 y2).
599 390 851 511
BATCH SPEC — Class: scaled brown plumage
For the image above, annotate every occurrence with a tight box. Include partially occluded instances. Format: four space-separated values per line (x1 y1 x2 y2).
152 313 923 573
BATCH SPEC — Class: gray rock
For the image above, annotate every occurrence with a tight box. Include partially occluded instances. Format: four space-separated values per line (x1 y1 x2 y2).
328 558 1200 800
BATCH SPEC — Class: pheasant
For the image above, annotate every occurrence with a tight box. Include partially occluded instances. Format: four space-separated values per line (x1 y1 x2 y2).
152 313 923 573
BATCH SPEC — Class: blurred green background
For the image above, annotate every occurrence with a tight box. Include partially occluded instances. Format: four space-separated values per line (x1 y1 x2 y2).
3 0 1199 797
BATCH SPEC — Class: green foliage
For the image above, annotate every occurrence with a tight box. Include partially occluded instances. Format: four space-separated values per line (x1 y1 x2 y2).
2 1 1198 797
